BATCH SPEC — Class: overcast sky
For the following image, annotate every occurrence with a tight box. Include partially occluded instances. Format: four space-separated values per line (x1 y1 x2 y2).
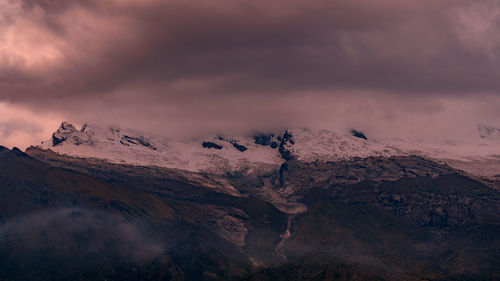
1 0 500 148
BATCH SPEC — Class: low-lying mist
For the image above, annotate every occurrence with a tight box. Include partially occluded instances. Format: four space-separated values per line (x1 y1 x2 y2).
0 208 164 278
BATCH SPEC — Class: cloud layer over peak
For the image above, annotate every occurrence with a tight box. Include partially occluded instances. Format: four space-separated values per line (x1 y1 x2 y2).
1 0 500 145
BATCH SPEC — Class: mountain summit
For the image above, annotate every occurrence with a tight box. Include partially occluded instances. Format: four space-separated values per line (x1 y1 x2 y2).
37 122 500 177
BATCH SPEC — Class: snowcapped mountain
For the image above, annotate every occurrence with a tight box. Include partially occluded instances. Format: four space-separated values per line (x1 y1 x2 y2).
12 123 500 280
40 122 281 173
38 122 500 176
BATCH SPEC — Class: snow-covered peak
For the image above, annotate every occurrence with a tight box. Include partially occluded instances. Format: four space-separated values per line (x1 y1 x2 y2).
38 122 500 176
51 121 79 146
40 122 282 173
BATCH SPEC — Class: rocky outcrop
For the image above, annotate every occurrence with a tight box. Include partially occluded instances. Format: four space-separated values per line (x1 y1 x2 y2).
276 156 457 196
253 133 279 149
230 140 247 152
373 174 500 228
120 135 157 150
350 129 367 140
278 130 296 161
202 141 223 149
52 122 78 146
216 136 248 152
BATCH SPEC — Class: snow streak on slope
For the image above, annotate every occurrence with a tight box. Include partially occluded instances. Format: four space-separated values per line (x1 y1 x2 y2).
39 122 500 176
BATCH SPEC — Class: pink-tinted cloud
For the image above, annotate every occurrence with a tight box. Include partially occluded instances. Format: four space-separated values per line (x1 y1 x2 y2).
0 102 62 148
0 0 499 144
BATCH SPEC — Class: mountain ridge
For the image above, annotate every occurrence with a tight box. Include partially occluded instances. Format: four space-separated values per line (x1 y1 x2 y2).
35 122 500 177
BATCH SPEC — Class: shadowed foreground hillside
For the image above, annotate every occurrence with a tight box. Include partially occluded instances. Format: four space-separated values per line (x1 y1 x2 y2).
0 146 498 280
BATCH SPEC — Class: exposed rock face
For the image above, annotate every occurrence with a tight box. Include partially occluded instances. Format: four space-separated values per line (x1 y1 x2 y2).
350 129 368 140
375 177 497 228
230 141 247 152
52 122 79 146
120 135 157 150
251 131 296 160
192 205 249 247
278 130 296 161
215 136 248 152
253 134 279 149
277 156 456 196
202 141 223 149
253 134 273 146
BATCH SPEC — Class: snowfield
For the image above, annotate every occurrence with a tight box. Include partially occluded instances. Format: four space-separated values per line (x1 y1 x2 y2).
39 122 500 177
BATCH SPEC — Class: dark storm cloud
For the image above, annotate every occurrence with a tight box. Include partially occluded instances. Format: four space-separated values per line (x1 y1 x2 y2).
0 0 499 141
2 0 500 100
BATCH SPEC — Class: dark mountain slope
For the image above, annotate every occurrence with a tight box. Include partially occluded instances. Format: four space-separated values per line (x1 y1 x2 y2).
276 173 500 280
0 148 258 280
0 147 498 280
